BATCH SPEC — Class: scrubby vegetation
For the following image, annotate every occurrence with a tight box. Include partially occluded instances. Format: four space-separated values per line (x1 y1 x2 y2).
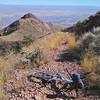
0 32 70 99
0 58 14 99
11 42 22 53
63 11 100 37
26 50 46 67
42 32 77 50
0 27 99 98
61 27 100 93
0 35 35 55
81 51 100 92
23 35 34 45
0 11 100 99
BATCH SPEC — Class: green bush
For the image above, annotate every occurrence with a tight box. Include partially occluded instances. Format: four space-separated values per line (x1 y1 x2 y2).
11 42 22 53
26 50 46 67
0 46 6 55
23 35 34 45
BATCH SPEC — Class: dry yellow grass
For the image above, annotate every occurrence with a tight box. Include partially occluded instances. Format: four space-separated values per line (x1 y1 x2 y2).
0 32 77 56
43 32 65 50
44 32 77 50
22 32 78 64
66 33 77 48
80 48 100 89
81 51 99 72
0 57 13 84
0 58 14 99
0 89 8 100
0 54 21 96
0 58 8 69
22 32 60 55
23 32 77 53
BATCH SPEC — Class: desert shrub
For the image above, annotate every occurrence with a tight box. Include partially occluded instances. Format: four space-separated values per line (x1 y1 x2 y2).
59 28 100 62
93 40 100 55
61 27 100 95
85 73 100 88
11 42 22 53
26 49 46 67
0 42 11 55
80 32 96 49
23 35 34 45
84 72 100 96
80 47 100 92
92 27 100 35
0 45 7 55
81 48 100 74
60 28 100 91
80 28 100 93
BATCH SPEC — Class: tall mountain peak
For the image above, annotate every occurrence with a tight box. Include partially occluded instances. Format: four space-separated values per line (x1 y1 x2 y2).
0 13 56 40
21 13 38 19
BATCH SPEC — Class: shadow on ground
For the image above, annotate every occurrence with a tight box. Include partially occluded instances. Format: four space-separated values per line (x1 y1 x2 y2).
46 93 75 100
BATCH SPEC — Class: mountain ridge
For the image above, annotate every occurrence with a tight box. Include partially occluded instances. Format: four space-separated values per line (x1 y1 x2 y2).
62 11 100 36
0 13 56 40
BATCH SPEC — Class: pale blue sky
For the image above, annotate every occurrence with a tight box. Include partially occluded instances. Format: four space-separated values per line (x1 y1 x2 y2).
0 0 100 6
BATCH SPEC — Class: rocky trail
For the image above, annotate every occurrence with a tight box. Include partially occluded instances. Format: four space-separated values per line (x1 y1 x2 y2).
4 40 98 100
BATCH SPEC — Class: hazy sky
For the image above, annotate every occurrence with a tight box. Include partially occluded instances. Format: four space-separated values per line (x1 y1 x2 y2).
0 0 100 6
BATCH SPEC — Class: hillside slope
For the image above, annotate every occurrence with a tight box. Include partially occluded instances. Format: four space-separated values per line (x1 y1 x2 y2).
63 11 100 36
0 13 55 41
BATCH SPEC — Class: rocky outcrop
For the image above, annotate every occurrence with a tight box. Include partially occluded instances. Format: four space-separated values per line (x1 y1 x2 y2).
21 13 39 19
62 11 100 36
0 20 20 36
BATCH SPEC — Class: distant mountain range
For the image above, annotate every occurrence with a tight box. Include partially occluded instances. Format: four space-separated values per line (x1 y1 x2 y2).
0 5 100 28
